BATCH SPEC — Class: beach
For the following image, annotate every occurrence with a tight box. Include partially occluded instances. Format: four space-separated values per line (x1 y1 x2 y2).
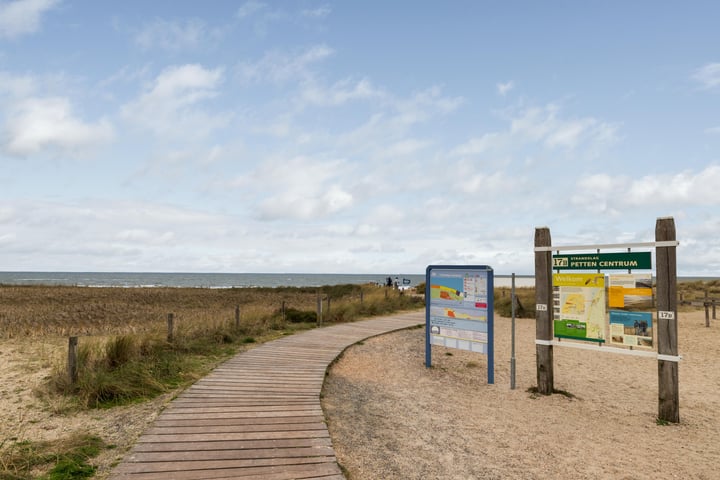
1 300 718 478
322 310 719 479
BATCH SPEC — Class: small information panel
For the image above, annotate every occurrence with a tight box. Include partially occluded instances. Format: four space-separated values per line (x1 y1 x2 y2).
425 265 494 384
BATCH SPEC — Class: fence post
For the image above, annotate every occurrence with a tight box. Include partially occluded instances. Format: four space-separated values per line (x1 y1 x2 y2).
713 299 717 320
167 313 174 343
281 301 286 323
316 292 323 326
656 216 679 423
235 305 240 329
68 336 79 384
705 290 710 327
534 227 554 395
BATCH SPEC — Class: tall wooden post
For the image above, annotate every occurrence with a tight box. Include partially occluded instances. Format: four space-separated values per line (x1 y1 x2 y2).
656 217 679 423
68 336 79 384
535 227 554 395
235 305 240 329
167 313 174 343
316 292 322 326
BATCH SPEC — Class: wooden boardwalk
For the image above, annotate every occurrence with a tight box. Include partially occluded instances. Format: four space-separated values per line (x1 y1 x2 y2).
110 311 424 480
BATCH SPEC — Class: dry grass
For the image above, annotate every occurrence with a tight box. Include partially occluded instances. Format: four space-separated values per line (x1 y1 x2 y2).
0 284 413 339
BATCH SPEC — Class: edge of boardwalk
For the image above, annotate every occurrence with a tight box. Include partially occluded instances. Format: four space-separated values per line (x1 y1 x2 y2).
109 310 425 480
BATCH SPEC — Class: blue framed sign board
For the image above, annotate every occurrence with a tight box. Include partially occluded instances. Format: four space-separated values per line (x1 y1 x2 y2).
425 265 494 384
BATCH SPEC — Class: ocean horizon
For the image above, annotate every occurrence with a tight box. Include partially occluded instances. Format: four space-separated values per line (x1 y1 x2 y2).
0 271 715 289
0 271 536 289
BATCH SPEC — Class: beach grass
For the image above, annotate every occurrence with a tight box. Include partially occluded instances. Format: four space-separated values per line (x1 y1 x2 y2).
0 283 423 478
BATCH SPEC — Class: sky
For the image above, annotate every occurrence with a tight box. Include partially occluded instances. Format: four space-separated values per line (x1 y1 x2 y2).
1 0 719 276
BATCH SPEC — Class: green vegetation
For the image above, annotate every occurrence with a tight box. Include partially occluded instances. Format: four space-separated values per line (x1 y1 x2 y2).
0 283 423 479
0 433 106 480
493 287 536 318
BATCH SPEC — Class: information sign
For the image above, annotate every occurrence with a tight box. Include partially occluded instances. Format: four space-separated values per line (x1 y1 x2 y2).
425 265 494 383
553 273 606 343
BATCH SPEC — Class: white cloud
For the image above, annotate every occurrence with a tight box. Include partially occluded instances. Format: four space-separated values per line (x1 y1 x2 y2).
2 96 114 156
135 18 220 52
236 1 266 19
233 155 355 220
452 104 618 161
121 64 230 139
302 5 331 18
0 0 58 39
497 80 514 96
571 165 720 210
704 126 720 135
0 71 36 97
451 133 505 156
692 63 720 89
510 104 618 150
237 44 334 84
299 77 385 106
381 138 430 158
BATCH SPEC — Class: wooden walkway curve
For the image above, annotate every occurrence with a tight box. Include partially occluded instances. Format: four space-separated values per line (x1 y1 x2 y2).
110 310 424 480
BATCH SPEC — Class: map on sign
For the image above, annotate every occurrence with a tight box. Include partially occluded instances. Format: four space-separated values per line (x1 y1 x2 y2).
553 273 606 343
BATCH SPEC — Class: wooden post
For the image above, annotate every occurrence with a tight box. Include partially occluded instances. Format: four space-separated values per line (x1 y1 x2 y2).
316 292 322 326
167 313 174 343
656 216 679 423
713 299 716 320
281 301 286 323
534 227 554 395
235 305 240 329
703 298 710 327
68 336 79 384
705 291 710 327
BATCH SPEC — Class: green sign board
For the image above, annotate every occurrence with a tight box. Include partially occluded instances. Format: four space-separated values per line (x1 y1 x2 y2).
552 252 652 270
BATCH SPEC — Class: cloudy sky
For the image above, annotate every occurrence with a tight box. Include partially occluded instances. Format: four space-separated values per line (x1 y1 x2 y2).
1 1 719 275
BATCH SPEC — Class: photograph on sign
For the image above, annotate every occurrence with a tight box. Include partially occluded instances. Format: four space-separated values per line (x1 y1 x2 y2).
553 273 606 343
609 310 653 348
608 274 653 309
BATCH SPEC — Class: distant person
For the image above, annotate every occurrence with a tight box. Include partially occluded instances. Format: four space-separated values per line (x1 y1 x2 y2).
386 276 393 287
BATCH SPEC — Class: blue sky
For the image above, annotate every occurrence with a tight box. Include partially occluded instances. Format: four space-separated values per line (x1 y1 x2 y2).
1 0 719 275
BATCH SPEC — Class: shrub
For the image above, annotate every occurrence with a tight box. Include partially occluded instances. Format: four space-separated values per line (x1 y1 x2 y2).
285 308 317 323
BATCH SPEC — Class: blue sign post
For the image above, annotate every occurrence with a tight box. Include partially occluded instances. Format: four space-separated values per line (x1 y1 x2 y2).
425 265 494 384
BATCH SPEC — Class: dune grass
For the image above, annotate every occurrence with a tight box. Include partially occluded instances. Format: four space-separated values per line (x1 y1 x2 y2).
0 283 423 479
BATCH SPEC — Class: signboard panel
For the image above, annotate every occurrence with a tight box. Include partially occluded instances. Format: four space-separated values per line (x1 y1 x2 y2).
553 273 606 343
425 265 494 383
553 252 652 270
609 310 653 348
607 274 653 309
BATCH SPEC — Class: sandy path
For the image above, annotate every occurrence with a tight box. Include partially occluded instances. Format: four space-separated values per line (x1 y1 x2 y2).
322 311 719 479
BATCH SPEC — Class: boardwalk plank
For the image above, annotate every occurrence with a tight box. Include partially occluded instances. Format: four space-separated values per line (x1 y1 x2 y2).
109 311 423 479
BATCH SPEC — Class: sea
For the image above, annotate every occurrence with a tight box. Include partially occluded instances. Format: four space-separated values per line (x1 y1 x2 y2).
0 272 536 289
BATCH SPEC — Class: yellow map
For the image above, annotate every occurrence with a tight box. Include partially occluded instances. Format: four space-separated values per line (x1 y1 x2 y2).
562 294 585 315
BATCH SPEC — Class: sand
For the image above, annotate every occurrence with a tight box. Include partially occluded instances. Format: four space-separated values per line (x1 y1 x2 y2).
2 310 718 479
322 310 720 479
